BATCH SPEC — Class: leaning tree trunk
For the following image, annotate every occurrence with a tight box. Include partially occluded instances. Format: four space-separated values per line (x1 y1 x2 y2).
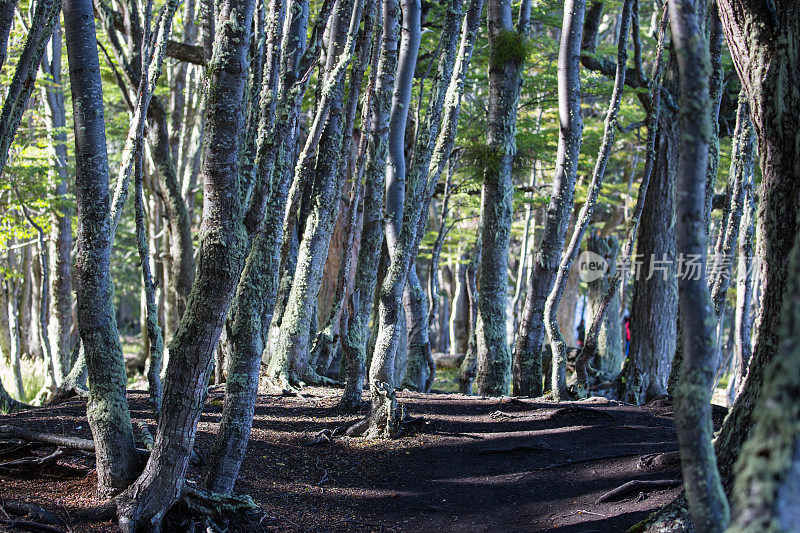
545 0 631 400
711 0 800 498
669 0 729 530
272 0 364 385
358 0 466 436
728 121 756 404
475 0 532 396
0 0 60 177
512 0 583 397
116 0 255 525
63 0 139 496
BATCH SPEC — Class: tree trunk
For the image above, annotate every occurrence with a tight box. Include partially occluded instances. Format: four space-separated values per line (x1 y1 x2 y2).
458 238 480 394
669 0 729 529
116 0 255 523
727 234 800 531
476 0 532 396
63 0 139 496
512 0 583 397
545 0 631 400
618 58 678 404
339 0 398 412
0 0 60 176
712 0 800 498
272 0 364 385
41 20 74 382
586 232 623 381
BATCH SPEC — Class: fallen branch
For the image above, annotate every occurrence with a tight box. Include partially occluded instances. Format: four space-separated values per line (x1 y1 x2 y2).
0 426 94 452
596 478 681 503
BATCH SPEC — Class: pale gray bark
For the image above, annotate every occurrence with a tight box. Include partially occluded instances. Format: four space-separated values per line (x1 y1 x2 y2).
546 0 631 400
41 21 74 382
513 0 583 397
577 2 668 397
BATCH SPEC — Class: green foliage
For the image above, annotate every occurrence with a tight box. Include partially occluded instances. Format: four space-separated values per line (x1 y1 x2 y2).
490 30 532 68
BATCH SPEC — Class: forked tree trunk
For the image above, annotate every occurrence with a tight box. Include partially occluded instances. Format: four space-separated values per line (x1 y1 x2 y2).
272 0 364 385
512 0 583 397
545 0 631 400
361 0 465 435
63 0 140 496
668 0 729 529
116 0 255 524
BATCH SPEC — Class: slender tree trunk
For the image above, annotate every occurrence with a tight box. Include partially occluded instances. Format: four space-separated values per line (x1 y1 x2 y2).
41 21 74 382
0 0 17 71
512 0 583 397
728 124 755 404
668 1 729 529
545 0 631 400
63 0 139 496
0 0 60 176
458 237 480 394
338 0 397 411
709 93 754 320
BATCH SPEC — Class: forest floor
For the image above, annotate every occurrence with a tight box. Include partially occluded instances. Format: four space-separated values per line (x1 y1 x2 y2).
0 384 728 533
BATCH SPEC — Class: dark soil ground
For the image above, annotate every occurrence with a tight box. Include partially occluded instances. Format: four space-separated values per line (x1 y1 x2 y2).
0 387 727 532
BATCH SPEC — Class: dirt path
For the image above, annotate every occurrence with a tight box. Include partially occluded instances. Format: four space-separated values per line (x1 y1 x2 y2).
0 388 725 532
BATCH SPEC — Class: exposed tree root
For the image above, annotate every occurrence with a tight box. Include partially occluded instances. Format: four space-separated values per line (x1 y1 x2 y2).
0 499 70 531
0 424 258 527
0 425 95 451
597 479 682 503
479 443 556 455
343 382 427 439
638 451 681 469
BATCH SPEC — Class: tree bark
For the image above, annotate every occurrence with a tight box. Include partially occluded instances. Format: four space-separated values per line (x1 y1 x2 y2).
0 0 60 177
545 0 631 400
116 0 255 523
711 0 800 498
512 0 583 397
727 234 800 532
63 0 139 496
669 0 729 529
41 21 74 383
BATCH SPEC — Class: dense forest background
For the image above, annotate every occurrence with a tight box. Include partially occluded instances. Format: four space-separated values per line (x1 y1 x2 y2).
0 0 798 530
